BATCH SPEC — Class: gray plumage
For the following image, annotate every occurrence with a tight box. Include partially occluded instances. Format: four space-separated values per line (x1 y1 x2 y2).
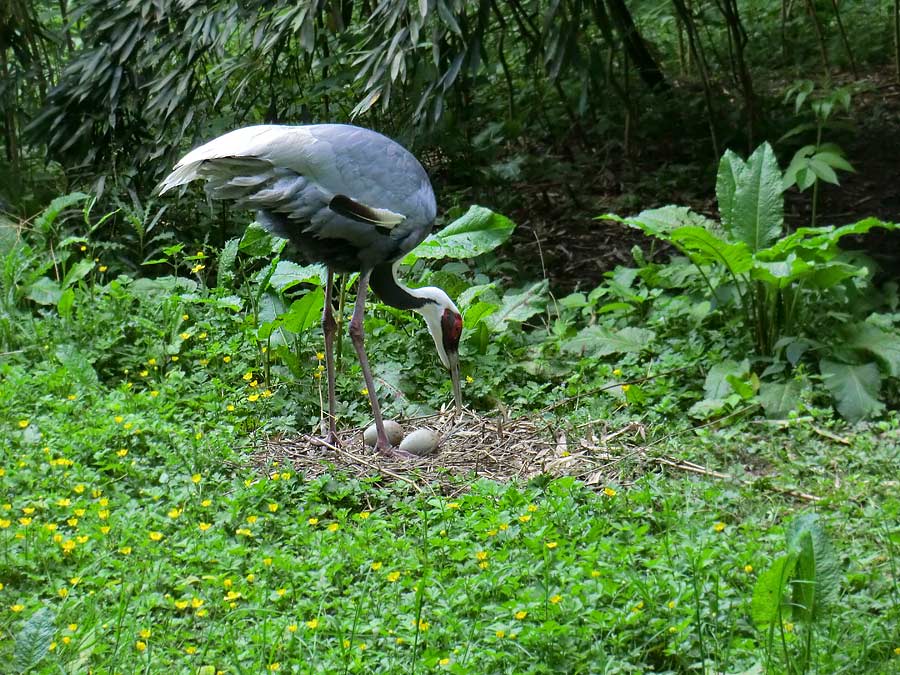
156 124 437 272
157 123 462 454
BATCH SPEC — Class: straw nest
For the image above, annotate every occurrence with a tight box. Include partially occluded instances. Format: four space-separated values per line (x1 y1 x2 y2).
252 408 651 493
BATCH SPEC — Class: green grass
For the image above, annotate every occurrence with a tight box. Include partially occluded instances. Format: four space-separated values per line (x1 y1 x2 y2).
0 245 898 673
2 347 899 673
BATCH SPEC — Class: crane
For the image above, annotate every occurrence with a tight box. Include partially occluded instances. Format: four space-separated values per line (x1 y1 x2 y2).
156 124 463 454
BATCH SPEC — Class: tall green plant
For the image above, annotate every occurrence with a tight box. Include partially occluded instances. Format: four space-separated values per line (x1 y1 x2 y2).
603 142 898 420
751 513 840 674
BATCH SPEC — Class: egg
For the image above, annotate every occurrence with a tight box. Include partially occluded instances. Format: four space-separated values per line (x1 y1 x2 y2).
399 429 440 456
363 420 404 447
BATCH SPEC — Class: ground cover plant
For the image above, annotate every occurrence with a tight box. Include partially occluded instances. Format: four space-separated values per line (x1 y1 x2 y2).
1 190 899 674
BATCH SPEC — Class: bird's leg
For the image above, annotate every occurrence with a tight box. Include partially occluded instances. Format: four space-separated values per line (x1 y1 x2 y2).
321 270 339 447
348 270 393 453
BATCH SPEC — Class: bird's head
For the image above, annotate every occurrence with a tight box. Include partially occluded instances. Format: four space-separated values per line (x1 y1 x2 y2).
414 288 463 413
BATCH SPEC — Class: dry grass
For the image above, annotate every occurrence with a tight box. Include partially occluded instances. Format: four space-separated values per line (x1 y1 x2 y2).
251 408 651 494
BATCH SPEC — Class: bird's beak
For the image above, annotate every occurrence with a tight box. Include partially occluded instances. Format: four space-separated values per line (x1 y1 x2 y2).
448 351 462 414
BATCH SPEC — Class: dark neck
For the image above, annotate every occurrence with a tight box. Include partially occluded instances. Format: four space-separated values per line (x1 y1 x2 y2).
370 263 429 310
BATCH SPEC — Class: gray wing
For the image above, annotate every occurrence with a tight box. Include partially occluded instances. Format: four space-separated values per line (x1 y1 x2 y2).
156 124 437 266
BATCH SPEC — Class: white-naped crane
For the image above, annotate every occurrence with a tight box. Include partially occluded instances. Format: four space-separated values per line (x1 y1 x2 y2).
156 124 463 454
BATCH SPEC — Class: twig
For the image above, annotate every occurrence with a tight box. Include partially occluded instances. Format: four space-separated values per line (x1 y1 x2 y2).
652 455 821 502
305 435 421 489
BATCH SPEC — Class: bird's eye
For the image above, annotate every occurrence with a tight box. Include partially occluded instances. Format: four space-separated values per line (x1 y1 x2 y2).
441 309 463 349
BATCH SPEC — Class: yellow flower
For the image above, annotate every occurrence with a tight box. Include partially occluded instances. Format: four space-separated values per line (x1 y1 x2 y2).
744 564 754 573
447 502 460 509
18 420 29 428
518 514 531 523
243 371 253 381
371 561 383 571
150 390 159 397
613 368 622 376
236 528 252 536
201 499 212 507
58 587 69 598
784 622 794 633
549 594 562 604
465 375 474 384
246 574 256 583
496 630 505 638
73 484 85 494
223 355 232 363
114 415 124 424
98 509 110 520
527 504 538 512
175 600 189 610
287 624 298 633
199 332 207 339
185 646 197 655
119 546 132 555
247 393 260 402
268 503 278 513
66 517 78 527
19 517 32 526
360 387 368 396
545 542 558 549
621 384 631 392
439 658 450 666
149 531 163 541
147 358 157 366
168 507 182 519
116 449 128 457
327 523 339 532
476 551 488 561
515 610 527 620
225 591 242 602
307 517 318 526
305 618 319 629
0 519 10 529
246 515 259 524
198 522 211 531
415 620 429 631
499 523 508 531
358 511 370 519
67 394 77 401
603 487 617 497
632 601 644 612
191 597 204 608
263 557 273 566
191 263 205 274
267 663 280 672
668 600 676 609
135 640 147 652
387 571 401 583
11 604 25 612
714 522 726 532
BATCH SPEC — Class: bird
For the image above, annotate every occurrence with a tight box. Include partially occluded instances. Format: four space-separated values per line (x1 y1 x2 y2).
156 123 463 454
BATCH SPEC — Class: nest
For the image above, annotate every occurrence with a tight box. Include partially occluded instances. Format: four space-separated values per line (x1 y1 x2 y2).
252 408 651 494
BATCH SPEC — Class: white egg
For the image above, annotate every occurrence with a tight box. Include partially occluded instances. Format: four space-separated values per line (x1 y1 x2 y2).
363 420 404 447
399 429 440 456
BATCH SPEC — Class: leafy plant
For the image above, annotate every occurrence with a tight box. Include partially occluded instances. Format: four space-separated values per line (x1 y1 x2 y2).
781 81 855 227
752 513 840 674
603 142 898 420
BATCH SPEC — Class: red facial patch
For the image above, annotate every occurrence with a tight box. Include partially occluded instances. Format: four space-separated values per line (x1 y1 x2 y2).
441 309 463 350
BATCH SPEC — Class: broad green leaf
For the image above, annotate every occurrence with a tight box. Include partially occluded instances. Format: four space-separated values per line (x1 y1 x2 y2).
217 237 240 289
703 359 749 399
750 256 811 288
26 276 62 305
562 325 655 357
268 260 327 292
808 157 839 185
58 288 76 319
843 322 900 377
819 360 883 422
486 280 547 332
814 151 854 172
670 226 753 274
403 206 515 263
729 142 783 251
603 205 717 239
12 607 56 674
463 301 498 326
240 221 285 257
62 259 95 290
787 513 840 622
716 149 744 232
751 553 798 628
279 287 325 334
758 380 801 419
55 343 99 387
